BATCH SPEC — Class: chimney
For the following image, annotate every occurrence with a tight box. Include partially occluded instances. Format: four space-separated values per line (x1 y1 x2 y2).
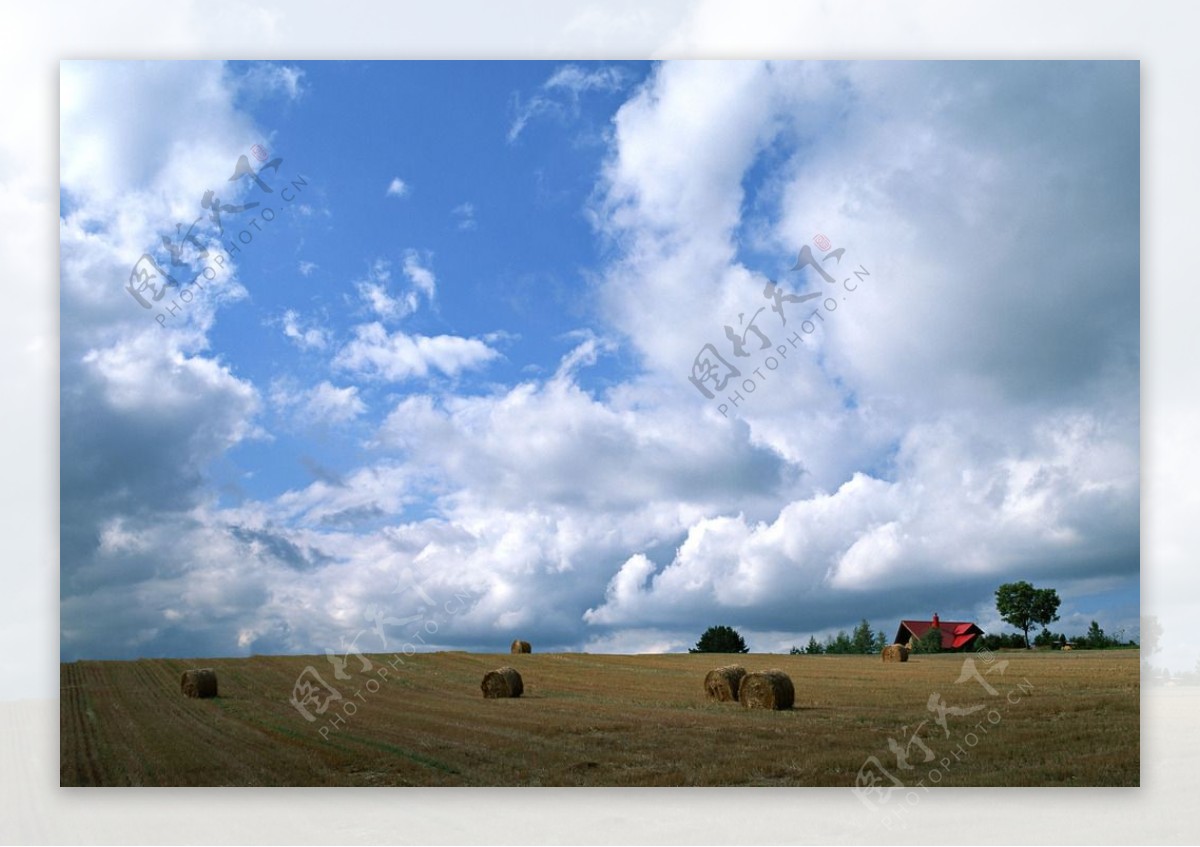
931 613 940 629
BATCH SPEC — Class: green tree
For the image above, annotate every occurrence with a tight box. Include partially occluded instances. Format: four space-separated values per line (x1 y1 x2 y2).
824 631 853 654
851 619 876 654
803 635 824 655
873 630 889 654
913 627 943 653
689 625 749 654
1085 620 1106 649
1033 627 1063 648
995 581 1062 648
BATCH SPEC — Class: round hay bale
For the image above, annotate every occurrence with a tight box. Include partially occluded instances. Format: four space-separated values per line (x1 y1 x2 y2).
739 670 794 710
180 668 218 699
704 665 746 702
882 644 910 663
510 640 532 654
481 667 524 698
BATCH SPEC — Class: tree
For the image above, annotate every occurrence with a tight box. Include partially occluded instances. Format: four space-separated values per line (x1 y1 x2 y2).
851 619 876 654
689 625 749 654
1085 620 1106 649
873 630 889 654
803 635 824 655
995 581 1061 648
1034 627 1064 648
913 627 943 653
825 630 854 654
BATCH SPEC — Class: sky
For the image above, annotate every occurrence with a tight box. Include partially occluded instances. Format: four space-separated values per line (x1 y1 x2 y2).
59 60 1140 662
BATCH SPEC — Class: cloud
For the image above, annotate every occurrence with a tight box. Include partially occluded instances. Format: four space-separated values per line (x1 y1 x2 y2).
354 258 412 322
545 64 630 97
401 249 437 300
375 339 795 514
583 411 1137 630
574 58 1139 640
354 253 436 323
333 322 500 382
386 177 409 198
276 309 328 350
237 63 306 102
271 379 367 425
451 202 477 231
298 260 317 276
508 62 631 142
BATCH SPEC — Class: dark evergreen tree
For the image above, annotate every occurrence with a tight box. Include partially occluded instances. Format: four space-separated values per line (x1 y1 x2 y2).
688 625 750 653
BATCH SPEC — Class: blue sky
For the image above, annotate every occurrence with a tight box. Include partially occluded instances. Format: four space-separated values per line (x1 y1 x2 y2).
60 60 1140 661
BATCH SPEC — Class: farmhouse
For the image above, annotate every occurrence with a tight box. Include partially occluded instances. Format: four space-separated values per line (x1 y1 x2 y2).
894 613 983 652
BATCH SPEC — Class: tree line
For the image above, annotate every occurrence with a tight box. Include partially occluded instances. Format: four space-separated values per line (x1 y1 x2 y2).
688 580 1137 655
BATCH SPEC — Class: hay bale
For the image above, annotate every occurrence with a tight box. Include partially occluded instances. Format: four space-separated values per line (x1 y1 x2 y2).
180 668 218 699
510 640 532 654
481 667 524 698
704 665 746 702
882 644 910 663
739 670 794 710
1062 644 1073 652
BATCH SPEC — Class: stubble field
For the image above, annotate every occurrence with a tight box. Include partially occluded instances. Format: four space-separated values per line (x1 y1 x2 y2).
60 649 1138 787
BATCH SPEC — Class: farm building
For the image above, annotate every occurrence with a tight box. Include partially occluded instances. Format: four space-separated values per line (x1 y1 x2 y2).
894 613 983 652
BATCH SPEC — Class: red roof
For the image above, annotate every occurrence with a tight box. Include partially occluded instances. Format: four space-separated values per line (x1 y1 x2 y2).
896 619 983 650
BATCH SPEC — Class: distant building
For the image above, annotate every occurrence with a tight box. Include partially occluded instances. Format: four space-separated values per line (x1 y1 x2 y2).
894 613 983 652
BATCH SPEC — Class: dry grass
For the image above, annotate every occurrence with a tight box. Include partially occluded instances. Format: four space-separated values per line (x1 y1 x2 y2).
60 650 1139 787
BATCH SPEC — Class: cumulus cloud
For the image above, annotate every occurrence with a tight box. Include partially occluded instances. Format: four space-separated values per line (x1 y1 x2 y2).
271 379 367 426
333 322 499 382
574 60 1139 642
276 309 328 350
355 253 436 322
386 177 409 197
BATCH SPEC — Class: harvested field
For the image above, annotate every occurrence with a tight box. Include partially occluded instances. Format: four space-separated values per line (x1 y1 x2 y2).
59 650 1139 787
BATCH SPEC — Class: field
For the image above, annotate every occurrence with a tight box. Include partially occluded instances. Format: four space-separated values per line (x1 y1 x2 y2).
60 650 1139 787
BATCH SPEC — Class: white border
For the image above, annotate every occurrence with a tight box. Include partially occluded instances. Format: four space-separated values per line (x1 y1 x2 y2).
6 0 1197 843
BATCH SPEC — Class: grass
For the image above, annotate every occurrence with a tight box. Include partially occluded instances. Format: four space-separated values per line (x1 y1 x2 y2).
60 649 1138 787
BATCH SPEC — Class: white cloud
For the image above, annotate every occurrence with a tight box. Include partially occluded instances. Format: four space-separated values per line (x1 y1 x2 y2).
354 253 435 322
584 409 1136 631
451 202 476 231
401 250 437 300
333 322 499 382
238 63 306 101
386 177 409 197
277 309 328 350
271 379 366 425
508 62 630 142
545 64 629 97
354 258 410 321
298 260 317 276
